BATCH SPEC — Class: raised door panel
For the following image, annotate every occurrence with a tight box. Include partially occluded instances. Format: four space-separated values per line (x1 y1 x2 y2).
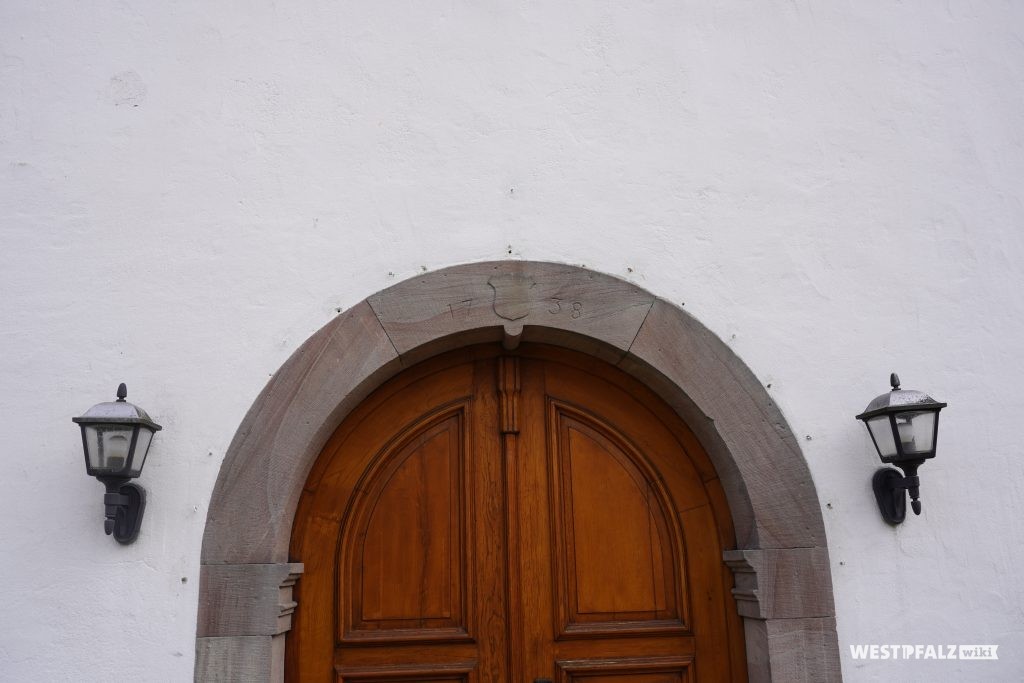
336 661 475 683
548 401 688 638
339 677 468 683
555 656 692 683
340 407 471 644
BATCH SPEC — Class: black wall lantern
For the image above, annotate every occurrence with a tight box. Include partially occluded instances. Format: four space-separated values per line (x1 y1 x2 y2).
856 373 946 525
72 383 162 544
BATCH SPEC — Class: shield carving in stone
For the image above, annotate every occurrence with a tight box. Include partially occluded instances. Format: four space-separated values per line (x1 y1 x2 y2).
487 273 536 321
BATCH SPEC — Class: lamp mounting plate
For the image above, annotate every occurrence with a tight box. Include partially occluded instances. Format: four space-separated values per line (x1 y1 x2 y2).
872 468 907 525
109 482 146 544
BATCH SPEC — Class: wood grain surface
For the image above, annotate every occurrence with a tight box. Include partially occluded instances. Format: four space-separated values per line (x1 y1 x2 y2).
287 345 745 682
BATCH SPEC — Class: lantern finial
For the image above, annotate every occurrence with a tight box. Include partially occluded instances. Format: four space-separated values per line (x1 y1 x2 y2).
116 383 127 402
890 373 900 391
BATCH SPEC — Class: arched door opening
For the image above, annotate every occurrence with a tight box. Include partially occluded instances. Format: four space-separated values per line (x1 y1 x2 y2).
195 261 840 682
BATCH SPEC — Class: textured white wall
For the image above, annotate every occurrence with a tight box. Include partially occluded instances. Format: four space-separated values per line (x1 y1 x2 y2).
2 1 1023 680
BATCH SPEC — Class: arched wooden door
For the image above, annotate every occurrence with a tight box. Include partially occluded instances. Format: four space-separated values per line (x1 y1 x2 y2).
288 345 746 682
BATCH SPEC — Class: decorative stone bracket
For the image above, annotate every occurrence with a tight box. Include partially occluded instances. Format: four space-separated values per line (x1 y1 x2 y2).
195 563 303 682
724 548 839 681
724 548 833 620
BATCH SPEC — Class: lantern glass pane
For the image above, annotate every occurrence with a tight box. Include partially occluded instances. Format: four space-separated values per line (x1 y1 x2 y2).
895 410 937 455
867 415 898 458
84 424 135 474
131 427 155 476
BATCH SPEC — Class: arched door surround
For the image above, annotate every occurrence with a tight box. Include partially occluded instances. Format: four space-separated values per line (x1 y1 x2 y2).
195 261 840 682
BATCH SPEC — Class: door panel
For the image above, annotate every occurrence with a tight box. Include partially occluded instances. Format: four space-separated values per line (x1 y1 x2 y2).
337 666 473 683
554 656 692 683
290 360 496 681
548 405 685 635
336 660 475 683
343 408 469 642
288 345 744 682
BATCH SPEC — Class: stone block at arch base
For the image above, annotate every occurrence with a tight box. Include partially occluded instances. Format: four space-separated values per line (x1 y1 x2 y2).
196 260 841 682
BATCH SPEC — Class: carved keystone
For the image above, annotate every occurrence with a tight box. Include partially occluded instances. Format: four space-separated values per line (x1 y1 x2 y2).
368 262 655 366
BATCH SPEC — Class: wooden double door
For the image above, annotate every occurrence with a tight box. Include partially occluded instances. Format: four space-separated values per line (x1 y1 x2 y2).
288 345 745 682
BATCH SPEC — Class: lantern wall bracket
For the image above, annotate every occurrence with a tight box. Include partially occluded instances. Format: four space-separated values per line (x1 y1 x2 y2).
871 467 922 525
99 478 146 544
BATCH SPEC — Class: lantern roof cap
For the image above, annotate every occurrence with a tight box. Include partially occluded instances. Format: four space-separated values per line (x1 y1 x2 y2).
856 373 947 420
72 383 162 431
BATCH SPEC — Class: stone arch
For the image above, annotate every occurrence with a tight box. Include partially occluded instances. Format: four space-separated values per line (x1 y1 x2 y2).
195 261 840 682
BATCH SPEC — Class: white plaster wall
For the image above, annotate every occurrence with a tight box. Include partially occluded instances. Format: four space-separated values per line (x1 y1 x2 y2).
2 1 1023 680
